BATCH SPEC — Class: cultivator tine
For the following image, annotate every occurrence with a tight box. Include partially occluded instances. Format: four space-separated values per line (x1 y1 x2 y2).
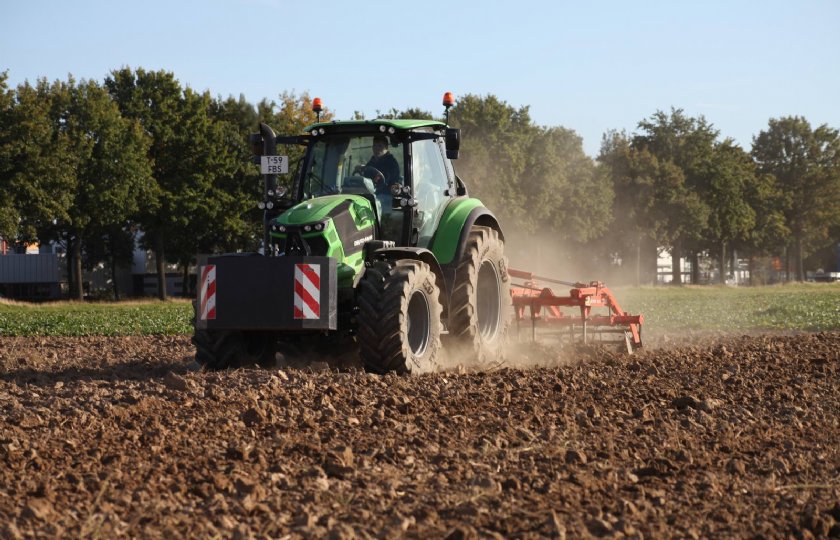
508 268 644 352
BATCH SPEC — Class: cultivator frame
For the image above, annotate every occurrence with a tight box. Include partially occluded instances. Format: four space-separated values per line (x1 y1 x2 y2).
509 268 644 352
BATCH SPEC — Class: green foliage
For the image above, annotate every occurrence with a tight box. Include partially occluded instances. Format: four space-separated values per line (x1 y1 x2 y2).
0 78 77 242
0 72 19 238
2 66 839 298
0 300 193 336
751 116 840 278
632 109 718 249
450 94 608 243
2 285 838 337
619 283 840 332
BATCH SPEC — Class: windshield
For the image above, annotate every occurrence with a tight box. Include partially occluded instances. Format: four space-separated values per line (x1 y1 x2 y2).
303 135 404 198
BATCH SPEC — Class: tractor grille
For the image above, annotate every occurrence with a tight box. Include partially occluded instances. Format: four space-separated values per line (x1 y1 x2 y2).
273 233 329 257
305 235 329 257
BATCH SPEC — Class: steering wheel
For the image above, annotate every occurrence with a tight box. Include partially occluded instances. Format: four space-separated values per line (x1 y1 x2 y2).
355 165 384 182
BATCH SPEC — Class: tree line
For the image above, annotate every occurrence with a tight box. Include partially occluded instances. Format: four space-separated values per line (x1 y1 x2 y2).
1 68 839 299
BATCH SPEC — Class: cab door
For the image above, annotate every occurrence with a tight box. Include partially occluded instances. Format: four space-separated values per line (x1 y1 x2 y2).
410 137 452 248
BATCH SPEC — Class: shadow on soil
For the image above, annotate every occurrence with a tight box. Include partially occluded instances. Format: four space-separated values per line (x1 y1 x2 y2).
0 358 195 387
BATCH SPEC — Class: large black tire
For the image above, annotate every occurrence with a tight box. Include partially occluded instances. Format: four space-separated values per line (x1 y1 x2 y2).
356 259 443 374
192 330 276 370
447 225 511 364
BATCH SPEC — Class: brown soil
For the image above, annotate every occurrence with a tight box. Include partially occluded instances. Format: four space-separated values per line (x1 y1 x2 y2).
1 333 839 539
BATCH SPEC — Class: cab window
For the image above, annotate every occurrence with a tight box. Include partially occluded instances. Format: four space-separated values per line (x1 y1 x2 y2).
411 138 450 247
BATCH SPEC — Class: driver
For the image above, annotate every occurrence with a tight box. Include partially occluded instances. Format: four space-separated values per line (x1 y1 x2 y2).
356 136 400 194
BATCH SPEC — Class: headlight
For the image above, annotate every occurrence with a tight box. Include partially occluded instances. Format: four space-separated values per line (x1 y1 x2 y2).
314 223 324 231
275 186 287 198
266 201 274 209
390 184 402 197
278 225 286 232
303 225 312 232
257 201 266 210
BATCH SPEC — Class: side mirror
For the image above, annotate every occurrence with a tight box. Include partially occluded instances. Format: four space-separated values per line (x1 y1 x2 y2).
445 128 460 159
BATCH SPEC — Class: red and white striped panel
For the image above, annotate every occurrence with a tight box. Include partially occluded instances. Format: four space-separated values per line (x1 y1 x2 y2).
199 265 216 320
294 263 321 319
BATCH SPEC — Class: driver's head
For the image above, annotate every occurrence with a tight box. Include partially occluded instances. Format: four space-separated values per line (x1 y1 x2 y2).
372 136 388 157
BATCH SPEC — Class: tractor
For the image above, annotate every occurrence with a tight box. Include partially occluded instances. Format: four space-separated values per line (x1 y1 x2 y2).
192 93 511 373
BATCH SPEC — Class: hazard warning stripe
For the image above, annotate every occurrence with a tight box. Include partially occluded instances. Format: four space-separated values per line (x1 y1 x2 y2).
298 263 321 290
294 263 320 319
199 265 216 320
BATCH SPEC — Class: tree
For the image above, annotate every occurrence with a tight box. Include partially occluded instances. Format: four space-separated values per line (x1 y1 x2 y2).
0 72 20 239
534 127 611 242
632 108 718 284
105 68 183 299
701 141 757 283
736 169 787 284
0 78 76 247
599 131 703 285
253 91 335 196
58 78 154 299
107 69 254 299
449 94 535 229
752 116 840 281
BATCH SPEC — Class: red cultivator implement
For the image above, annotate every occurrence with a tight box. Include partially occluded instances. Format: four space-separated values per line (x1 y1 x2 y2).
509 268 644 353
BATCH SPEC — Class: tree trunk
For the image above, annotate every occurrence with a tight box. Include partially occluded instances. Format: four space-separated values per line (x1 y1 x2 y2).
730 248 737 284
155 238 167 301
635 234 642 288
645 239 658 286
72 233 84 301
718 241 727 285
748 256 755 286
108 231 121 301
795 235 805 281
182 264 189 297
670 243 682 285
784 245 791 283
110 254 120 301
690 252 700 284
65 238 75 300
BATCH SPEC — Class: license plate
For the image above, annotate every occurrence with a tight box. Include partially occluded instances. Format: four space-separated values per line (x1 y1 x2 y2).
260 155 289 174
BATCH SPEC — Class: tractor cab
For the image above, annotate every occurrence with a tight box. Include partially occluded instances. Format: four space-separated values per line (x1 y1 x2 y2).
296 119 458 247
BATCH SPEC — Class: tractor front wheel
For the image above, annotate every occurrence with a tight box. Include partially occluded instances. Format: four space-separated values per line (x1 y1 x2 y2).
447 226 511 364
192 329 276 370
357 259 443 374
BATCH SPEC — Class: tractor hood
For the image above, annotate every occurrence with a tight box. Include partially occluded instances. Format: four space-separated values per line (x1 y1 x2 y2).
274 195 375 228
269 195 377 261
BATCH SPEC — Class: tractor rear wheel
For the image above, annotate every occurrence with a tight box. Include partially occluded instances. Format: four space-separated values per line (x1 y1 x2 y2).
447 226 511 364
357 259 443 374
192 329 276 370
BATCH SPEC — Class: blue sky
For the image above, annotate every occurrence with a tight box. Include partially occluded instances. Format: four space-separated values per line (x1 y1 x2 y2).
2 0 839 156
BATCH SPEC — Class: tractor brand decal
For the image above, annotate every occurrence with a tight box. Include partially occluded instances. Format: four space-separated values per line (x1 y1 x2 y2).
353 234 373 247
294 263 321 319
199 265 217 320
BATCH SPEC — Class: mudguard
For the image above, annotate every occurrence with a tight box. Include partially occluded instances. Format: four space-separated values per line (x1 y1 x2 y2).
428 198 504 293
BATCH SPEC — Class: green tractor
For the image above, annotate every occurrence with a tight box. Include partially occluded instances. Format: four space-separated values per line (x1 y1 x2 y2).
192 94 510 373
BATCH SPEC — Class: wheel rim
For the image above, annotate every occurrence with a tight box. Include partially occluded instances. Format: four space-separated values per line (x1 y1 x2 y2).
407 290 431 356
477 261 501 339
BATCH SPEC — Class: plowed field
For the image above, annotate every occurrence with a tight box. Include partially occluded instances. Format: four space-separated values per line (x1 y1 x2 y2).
1 333 839 539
